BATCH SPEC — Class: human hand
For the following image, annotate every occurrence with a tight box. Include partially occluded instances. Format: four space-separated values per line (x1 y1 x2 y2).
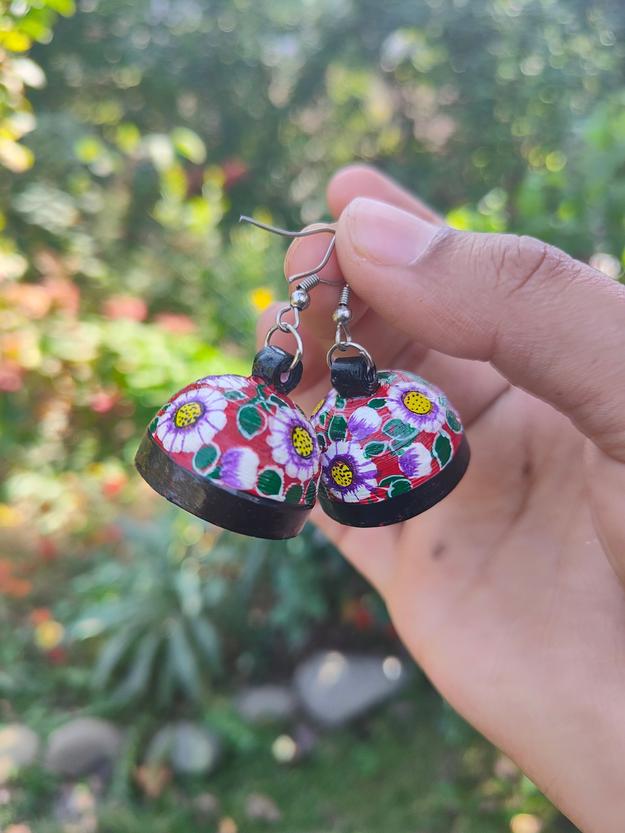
258 165 625 833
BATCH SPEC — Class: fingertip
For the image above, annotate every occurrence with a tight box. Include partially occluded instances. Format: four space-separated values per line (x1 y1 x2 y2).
327 164 386 218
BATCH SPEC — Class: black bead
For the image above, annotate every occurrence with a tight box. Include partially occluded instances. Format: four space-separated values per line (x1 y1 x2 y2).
319 435 470 527
252 346 303 394
330 356 379 398
135 433 312 539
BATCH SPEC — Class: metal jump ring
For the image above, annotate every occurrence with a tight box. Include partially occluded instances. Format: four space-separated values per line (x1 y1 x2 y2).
326 340 375 371
265 322 303 370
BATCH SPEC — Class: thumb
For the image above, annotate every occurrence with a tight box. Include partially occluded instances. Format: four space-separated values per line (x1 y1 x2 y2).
336 197 625 462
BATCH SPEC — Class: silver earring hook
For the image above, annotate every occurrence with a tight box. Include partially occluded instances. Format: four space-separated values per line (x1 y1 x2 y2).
239 215 338 286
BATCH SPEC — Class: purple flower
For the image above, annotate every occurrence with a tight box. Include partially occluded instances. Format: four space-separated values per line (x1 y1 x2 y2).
267 405 319 482
218 447 259 490
398 443 432 479
387 378 445 433
321 441 378 503
347 405 381 439
155 385 227 454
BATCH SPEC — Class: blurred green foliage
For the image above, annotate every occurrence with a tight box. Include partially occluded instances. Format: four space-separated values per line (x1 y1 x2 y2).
1 0 624 829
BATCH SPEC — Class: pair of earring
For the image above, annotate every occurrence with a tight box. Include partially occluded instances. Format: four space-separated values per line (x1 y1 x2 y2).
135 218 470 540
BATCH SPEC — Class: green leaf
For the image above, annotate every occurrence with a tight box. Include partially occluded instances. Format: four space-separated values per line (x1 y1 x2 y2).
367 398 386 409
171 127 206 163
318 412 327 426
148 416 158 434
446 409 462 432
379 475 406 488
168 619 202 700
328 414 347 442
316 433 326 451
237 404 264 439
112 631 159 702
257 468 282 496
434 433 452 467
92 624 138 689
175 568 202 617
207 465 221 480
285 483 303 504
335 396 346 409
383 419 416 440
224 389 246 401
188 617 221 671
364 441 386 458
305 478 317 506
270 394 287 408
193 443 219 474
388 478 412 497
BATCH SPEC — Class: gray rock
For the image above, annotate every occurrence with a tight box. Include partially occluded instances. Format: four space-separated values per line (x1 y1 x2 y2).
146 721 221 776
235 685 296 724
293 651 408 727
193 791 221 818
54 782 97 833
0 724 40 781
45 717 122 777
245 792 282 823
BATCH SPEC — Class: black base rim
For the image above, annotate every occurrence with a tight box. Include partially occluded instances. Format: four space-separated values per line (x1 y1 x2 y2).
135 433 312 540
319 435 470 528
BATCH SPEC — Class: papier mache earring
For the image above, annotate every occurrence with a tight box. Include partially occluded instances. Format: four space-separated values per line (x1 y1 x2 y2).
312 284 470 527
134 217 337 540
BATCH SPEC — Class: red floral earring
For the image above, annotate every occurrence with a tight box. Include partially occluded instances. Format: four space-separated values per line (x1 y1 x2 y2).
311 285 470 527
134 218 336 540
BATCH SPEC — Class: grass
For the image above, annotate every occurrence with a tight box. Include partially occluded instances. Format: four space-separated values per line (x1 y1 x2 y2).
3 682 580 833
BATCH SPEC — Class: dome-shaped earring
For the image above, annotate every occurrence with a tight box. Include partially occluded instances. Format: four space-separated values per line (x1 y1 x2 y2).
312 286 470 527
135 217 337 540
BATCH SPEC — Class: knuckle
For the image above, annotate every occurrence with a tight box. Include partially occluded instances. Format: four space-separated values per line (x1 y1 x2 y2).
491 234 572 297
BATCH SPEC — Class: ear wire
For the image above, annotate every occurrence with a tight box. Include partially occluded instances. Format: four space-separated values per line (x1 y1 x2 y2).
239 215 337 286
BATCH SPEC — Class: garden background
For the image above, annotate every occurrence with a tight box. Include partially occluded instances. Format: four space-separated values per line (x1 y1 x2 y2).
1 0 625 830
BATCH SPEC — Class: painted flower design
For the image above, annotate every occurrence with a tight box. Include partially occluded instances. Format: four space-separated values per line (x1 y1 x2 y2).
321 441 378 502
267 406 319 481
197 373 249 391
347 405 381 440
154 386 227 453
218 446 259 491
398 442 432 479
387 379 445 433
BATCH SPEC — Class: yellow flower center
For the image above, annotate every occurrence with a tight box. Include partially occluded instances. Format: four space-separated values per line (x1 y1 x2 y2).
330 461 353 488
292 425 314 458
174 401 203 428
402 390 432 415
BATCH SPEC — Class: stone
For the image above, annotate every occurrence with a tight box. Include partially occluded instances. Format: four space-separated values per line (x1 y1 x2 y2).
0 724 40 782
54 783 97 833
44 718 122 778
146 721 221 776
245 792 282 823
193 791 220 818
234 685 296 724
293 651 408 727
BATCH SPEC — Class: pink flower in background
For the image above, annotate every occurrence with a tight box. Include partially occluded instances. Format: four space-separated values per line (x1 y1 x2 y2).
154 312 197 334
103 294 147 321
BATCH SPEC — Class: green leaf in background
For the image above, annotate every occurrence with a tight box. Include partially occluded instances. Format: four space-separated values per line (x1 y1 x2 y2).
168 619 202 701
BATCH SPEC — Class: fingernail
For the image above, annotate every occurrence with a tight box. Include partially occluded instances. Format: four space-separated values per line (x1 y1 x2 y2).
344 197 438 266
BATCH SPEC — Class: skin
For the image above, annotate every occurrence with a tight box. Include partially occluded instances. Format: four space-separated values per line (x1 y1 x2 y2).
258 165 625 833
